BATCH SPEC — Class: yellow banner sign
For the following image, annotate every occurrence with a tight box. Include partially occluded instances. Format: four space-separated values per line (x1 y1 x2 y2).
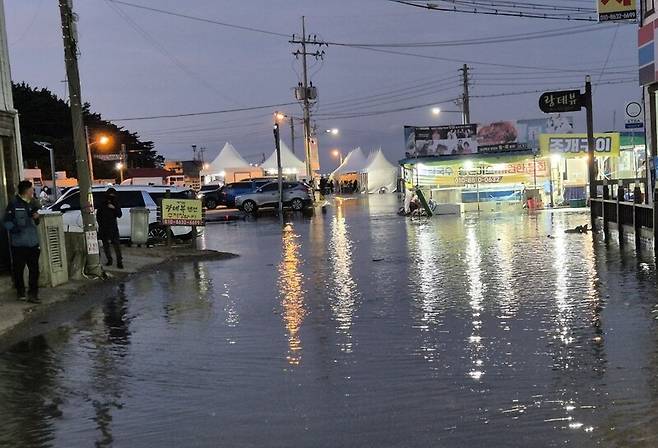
539 133 620 158
161 198 204 226
597 0 636 21
414 159 549 188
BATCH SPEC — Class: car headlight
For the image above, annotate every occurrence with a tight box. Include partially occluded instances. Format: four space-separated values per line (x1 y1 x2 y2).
197 193 204 199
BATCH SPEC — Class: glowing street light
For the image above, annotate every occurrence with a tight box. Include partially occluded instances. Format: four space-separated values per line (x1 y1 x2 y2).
325 128 339 135
332 148 343 165
432 107 441 116
115 162 124 183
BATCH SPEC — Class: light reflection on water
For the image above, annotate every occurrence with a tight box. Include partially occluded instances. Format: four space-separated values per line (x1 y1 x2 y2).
328 201 359 353
278 223 306 365
465 225 486 381
0 196 657 447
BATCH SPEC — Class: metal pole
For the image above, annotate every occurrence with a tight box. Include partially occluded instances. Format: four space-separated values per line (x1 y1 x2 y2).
48 147 58 201
59 0 102 276
549 156 555 208
476 162 480 212
290 119 295 155
274 124 284 218
585 75 596 226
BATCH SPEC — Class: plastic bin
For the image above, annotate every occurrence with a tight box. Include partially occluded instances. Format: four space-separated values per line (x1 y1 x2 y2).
130 207 150 245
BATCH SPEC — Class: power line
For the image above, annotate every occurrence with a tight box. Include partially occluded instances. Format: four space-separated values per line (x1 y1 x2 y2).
105 0 290 37
104 0 240 105
108 102 297 122
326 24 611 48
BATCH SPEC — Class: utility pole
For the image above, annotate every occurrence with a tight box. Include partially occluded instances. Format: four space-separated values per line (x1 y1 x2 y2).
460 64 471 125
290 17 326 181
58 0 102 276
290 119 295 155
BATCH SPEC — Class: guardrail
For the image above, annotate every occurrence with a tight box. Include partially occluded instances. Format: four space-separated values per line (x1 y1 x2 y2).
590 193 654 253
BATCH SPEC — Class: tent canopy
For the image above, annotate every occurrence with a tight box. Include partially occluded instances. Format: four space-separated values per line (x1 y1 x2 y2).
261 140 306 175
202 142 251 176
331 147 367 177
360 148 398 193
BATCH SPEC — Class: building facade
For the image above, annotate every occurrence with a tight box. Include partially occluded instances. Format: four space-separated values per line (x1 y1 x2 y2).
0 0 24 272
639 0 658 203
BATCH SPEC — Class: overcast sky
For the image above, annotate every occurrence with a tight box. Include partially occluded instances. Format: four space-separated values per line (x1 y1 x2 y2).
4 0 640 170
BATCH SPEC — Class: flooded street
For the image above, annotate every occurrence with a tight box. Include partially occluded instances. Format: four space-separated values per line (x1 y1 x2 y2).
1 195 658 447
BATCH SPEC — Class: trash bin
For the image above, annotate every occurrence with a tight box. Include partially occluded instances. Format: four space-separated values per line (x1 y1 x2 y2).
130 207 150 245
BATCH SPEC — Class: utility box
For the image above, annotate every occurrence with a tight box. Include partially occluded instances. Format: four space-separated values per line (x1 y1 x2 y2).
130 207 150 245
37 211 69 287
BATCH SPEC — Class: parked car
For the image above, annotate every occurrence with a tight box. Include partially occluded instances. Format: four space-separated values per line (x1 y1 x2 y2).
49 185 197 241
197 184 223 209
235 181 313 213
220 179 275 208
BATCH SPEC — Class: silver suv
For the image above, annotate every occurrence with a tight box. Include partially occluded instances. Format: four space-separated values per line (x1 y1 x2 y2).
235 181 313 213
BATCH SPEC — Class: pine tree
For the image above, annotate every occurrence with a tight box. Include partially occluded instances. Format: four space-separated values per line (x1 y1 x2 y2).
12 82 162 181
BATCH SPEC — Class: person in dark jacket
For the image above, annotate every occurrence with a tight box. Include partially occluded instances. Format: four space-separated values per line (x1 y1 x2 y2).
3 180 41 302
96 187 123 269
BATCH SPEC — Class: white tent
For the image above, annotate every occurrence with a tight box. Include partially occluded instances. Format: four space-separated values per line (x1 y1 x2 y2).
330 147 367 177
360 148 398 193
261 140 307 177
202 142 250 176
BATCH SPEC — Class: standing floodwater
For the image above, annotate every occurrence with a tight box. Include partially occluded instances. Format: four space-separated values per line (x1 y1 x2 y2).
0 195 657 447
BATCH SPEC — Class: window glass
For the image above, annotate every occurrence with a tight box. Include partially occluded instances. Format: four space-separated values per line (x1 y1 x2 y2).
645 0 655 13
52 191 80 211
260 183 278 192
115 191 145 208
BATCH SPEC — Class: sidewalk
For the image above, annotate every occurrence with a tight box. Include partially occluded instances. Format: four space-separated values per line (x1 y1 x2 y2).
0 245 237 340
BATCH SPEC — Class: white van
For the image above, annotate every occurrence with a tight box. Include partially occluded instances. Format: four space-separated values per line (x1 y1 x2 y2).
49 185 196 241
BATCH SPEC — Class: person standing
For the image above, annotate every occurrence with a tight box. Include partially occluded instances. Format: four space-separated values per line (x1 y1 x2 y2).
97 187 123 269
3 180 41 303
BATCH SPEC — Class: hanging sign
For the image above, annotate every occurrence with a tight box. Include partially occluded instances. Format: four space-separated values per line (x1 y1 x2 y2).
539 133 620 157
625 101 644 129
539 90 584 114
597 0 637 22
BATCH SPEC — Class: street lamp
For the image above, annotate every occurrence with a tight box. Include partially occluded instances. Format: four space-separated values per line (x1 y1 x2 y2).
85 128 112 183
34 141 58 201
432 107 441 116
274 111 299 155
332 148 343 165
325 128 339 135
115 162 124 184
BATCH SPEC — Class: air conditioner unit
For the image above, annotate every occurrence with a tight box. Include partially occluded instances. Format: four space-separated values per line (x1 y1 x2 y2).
38 212 69 287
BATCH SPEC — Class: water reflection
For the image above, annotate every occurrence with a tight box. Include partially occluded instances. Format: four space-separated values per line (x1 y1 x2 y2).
328 202 360 353
465 225 486 381
0 335 61 447
279 223 306 365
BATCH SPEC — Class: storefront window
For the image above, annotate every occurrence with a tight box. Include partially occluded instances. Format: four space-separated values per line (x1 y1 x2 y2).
645 0 655 14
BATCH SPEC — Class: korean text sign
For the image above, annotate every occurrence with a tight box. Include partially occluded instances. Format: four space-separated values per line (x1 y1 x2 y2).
598 0 637 21
161 199 204 226
539 133 620 158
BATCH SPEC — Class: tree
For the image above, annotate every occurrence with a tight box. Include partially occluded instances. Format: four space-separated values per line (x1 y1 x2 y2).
12 82 161 181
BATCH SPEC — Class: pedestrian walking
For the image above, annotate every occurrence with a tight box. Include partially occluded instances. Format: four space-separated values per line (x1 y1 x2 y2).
38 186 51 206
97 187 123 269
3 180 41 303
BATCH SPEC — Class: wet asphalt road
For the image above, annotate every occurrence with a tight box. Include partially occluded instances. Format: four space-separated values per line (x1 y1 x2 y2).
1 195 658 447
